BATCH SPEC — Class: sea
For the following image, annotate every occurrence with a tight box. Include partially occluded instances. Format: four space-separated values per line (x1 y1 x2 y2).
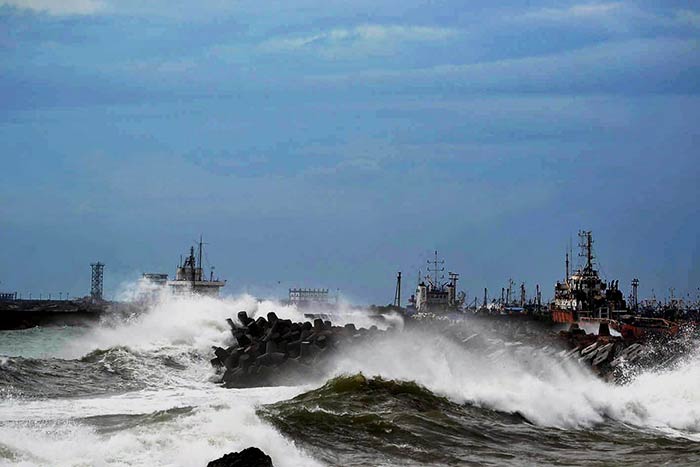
1 293 699 466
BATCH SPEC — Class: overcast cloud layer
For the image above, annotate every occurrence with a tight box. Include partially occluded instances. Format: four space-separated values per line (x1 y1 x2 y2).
1 1 698 303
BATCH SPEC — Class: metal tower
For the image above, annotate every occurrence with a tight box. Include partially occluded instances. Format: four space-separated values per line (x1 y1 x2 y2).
578 230 595 272
394 271 402 307
631 278 639 312
90 262 105 301
427 251 445 287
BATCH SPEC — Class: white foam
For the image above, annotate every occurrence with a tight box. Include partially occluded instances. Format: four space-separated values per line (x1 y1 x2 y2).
329 323 700 438
60 287 392 360
0 385 321 467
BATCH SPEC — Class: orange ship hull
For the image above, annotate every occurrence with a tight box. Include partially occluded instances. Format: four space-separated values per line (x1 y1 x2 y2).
551 309 576 323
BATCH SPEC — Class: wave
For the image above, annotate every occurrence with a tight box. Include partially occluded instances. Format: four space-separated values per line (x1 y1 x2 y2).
261 373 700 466
0 384 324 467
323 322 700 438
79 405 196 434
39 290 700 439
3 290 700 466
58 288 394 359
0 345 208 399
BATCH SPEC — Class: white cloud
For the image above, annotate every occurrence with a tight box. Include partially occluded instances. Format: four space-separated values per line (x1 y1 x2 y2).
0 0 105 15
522 2 623 21
303 37 698 94
258 24 458 56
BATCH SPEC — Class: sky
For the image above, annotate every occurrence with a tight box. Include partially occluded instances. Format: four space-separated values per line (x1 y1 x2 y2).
0 0 699 304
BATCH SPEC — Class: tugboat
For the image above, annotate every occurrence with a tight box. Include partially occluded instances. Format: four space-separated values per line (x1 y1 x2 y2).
550 231 627 323
407 251 465 314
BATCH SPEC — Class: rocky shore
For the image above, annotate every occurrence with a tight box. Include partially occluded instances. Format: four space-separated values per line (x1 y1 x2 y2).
557 321 696 382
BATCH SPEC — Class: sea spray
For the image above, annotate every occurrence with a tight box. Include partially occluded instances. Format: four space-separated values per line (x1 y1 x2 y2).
2 290 700 466
325 319 700 437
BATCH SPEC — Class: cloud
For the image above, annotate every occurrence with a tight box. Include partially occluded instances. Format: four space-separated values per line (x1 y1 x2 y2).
258 24 458 56
522 2 623 21
304 37 700 95
0 0 104 15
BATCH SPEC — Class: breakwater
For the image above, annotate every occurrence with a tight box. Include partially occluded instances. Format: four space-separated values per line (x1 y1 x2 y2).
212 311 697 388
211 311 390 388
0 299 108 330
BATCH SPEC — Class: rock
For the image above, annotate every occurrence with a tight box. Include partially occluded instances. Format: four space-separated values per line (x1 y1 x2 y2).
213 346 229 362
210 357 223 368
223 353 240 371
255 317 269 330
207 446 274 467
214 313 390 388
237 311 252 327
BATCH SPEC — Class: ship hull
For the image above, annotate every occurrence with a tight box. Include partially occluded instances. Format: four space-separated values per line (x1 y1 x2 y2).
551 308 576 324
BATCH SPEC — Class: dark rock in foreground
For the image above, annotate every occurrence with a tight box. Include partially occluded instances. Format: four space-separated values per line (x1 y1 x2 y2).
207 447 273 467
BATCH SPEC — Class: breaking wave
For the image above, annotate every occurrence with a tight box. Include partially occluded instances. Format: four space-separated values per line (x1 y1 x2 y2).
1 289 699 466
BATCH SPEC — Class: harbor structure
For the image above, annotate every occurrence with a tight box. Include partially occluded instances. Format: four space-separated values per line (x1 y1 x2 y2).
288 288 330 307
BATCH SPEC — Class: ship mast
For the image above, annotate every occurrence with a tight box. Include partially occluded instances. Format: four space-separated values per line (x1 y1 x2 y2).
578 230 595 273
189 246 196 287
198 235 203 271
427 250 445 288
394 271 402 308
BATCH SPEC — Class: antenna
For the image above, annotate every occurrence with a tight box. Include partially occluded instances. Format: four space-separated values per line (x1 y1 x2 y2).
427 250 445 288
198 235 202 269
197 234 208 270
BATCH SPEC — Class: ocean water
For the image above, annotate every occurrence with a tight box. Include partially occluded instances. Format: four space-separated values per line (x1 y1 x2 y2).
1 293 699 466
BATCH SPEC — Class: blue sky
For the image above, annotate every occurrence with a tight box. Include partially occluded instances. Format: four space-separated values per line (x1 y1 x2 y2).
0 0 698 304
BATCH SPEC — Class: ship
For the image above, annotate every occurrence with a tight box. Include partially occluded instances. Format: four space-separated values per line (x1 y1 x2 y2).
550 230 627 323
407 251 465 314
142 237 226 296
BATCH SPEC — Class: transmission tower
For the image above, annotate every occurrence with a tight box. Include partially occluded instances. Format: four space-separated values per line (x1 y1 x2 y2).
90 262 105 301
